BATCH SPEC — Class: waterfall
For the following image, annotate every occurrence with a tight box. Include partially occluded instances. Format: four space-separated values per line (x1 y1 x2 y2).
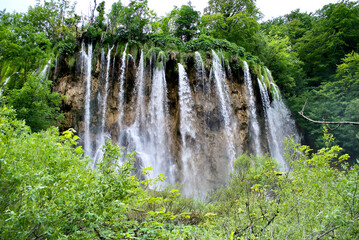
94 46 114 165
211 50 236 165
125 53 175 186
0 76 11 96
39 59 51 81
83 43 93 157
243 61 261 156
125 51 146 160
118 44 128 139
143 60 175 184
134 51 146 127
72 45 299 193
267 69 299 168
194 51 206 92
257 76 298 169
266 68 280 99
178 63 198 195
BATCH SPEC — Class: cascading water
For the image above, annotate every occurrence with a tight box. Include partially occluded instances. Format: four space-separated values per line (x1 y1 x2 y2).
257 75 299 169
124 52 175 186
243 61 262 156
178 63 199 195
257 77 283 167
144 58 175 184
93 46 114 165
211 50 237 165
83 43 93 158
61 45 301 194
124 51 147 164
39 59 51 81
0 76 11 96
117 44 128 140
133 51 146 128
266 69 299 166
194 51 206 92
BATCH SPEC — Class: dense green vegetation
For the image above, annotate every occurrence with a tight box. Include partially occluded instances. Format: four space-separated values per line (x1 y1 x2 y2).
1 103 358 239
0 0 359 238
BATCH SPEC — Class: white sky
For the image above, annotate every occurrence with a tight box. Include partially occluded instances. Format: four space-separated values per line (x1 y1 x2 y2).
0 0 351 21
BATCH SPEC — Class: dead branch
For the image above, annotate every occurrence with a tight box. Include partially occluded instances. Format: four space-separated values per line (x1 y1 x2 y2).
299 99 359 126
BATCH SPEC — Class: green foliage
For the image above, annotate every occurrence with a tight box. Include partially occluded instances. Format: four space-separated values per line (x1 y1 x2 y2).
294 1 359 83
204 0 260 18
184 35 245 56
290 52 359 160
115 0 153 41
149 33 184 50
172 3 200 42
0 105 205 239
1 103 359 239
5 75 63 132
95 1 106 30
201 11 260 52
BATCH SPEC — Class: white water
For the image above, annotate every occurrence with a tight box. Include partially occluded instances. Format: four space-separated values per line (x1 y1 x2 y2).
144 59 175 184
194 51 206 92
124 53 175 186
178 63 198 195
134 51 146 127
94 46 114 165
39 59 51 82
125 51 146 158
0 76 10 96
257 76 299 169
118 44 128 138
211 50 236 165
243 61 261 156
266 68 280 99
83 43 93 157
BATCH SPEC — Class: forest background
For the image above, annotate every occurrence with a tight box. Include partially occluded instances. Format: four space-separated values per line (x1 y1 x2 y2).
0 0 359 239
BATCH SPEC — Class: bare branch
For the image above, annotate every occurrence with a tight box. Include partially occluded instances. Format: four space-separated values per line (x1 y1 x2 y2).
299 99 359 126
316 226 341 239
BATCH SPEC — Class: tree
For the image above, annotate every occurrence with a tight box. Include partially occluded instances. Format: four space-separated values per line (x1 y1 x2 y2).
6 75 63 132
113 0 153 41
108 1 123 34
172 3 200 42
204 0 259 18
294 1 359 84
95 1 106 30
201 0 260 51
26 0 77 43
0 11 51 83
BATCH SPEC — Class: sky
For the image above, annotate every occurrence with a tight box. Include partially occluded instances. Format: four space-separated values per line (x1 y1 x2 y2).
0 0 350 21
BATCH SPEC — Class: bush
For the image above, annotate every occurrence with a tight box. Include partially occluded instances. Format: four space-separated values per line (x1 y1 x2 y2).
5 75 63 132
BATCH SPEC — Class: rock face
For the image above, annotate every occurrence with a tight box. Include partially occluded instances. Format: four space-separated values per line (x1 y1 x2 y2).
54 44 298 196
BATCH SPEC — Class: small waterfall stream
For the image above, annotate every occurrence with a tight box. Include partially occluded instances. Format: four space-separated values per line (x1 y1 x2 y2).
144 58 175 184
94 46 114 165
257 75 299 169
211 50 236 165
178 63 198 195
0 76 11 96
83 42 93 158
118 44 128 140
243 61 261 156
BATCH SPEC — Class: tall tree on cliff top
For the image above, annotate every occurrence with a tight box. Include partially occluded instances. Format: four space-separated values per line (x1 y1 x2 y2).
202 0 260 52
108 0 153 41
173 3 200 42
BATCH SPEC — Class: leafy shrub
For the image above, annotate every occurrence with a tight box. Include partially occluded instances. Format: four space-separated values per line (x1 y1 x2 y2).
5 75 63 132
149 33 184 50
